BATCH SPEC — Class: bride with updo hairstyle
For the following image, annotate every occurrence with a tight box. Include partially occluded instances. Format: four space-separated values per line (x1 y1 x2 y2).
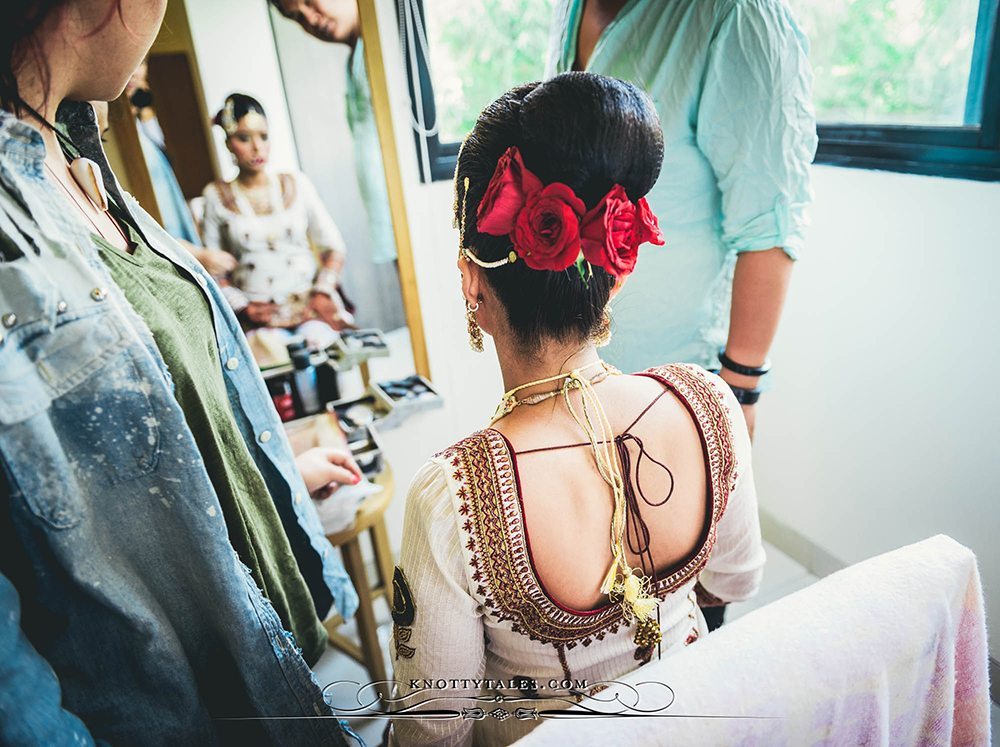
390 72 766 746
201 92 354 338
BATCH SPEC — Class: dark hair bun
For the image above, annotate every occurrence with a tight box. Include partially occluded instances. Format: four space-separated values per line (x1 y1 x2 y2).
213 92 267 130
455 72 663 352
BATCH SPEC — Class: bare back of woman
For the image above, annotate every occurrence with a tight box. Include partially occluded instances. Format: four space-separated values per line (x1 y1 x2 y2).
493 372 709 613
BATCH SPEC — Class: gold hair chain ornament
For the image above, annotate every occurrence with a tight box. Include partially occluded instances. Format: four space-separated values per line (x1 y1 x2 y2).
456 175 518 269
490 361 660 625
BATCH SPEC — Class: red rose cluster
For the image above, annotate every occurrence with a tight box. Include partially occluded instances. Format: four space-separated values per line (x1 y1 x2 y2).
475 146 664 277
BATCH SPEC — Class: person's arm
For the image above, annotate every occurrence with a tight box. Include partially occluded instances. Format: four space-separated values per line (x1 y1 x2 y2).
193 187 240 280
298 173 347 281
0 574 94 746
695 374 766 606
695 0 818 435
721 249 794 435
389 461 486 747
295 447 362 500
296 174 353 327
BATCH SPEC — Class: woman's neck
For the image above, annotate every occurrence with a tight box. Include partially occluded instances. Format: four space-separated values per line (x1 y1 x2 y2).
14 44 69 162
235 169 268 189
494 335 602 397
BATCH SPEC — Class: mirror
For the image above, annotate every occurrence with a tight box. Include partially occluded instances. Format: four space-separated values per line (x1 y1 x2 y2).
106 0 429 393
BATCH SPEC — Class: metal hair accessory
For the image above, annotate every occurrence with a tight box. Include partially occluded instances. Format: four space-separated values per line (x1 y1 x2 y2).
457 175 518 268
220 98 238 136
219 99 266 136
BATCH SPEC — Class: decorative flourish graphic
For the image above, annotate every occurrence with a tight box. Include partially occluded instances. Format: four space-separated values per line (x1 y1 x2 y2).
316 679 763 722
213 680 778 725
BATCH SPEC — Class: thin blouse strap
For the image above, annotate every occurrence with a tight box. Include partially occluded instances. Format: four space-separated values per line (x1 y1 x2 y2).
621 388 671 435
512 388 671 456
514 439 607 456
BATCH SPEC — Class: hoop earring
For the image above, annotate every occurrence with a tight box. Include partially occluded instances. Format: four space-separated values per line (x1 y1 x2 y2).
466 300 484 353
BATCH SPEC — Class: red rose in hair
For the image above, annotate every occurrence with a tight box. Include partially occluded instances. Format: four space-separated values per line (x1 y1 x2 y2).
476 146 543 235
512 183 586 272
635 197 665 247
581 188 665 277
581 185 639 277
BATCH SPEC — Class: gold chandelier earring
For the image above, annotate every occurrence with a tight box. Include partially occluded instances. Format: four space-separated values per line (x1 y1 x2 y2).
592 306 612 348
466 300 484 352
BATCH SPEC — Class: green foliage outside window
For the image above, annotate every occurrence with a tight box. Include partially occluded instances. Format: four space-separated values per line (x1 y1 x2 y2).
424 0 983 140
424 0 556 144
786 0 980 125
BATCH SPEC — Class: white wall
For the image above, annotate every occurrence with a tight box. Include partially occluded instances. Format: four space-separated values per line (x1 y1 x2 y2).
182 0 299 179
754 165 1000 659
373 0 1000 664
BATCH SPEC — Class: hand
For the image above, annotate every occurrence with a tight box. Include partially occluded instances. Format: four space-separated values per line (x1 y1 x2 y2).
308 292 355 331
295 447 363 500
242 301 279 327
194 248 238 277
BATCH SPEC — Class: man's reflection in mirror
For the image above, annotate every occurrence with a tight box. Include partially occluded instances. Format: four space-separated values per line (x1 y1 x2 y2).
270 0 399 269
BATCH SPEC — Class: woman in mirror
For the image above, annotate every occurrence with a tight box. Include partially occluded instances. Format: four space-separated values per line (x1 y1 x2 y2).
201 92 356 343
0 2 360 743
390 72 766 746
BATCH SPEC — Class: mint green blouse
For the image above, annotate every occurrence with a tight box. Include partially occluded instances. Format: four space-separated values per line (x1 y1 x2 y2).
547 0 818 372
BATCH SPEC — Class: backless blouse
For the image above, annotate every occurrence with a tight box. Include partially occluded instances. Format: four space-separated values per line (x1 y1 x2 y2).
390 364 765 746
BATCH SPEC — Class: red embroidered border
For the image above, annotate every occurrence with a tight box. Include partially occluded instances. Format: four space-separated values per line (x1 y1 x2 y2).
438 364 738 649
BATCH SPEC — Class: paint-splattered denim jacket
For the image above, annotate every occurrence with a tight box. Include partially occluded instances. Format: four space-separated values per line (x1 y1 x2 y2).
0 103 358 745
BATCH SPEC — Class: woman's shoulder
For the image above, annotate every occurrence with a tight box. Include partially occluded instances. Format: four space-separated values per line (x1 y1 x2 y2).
202 179 238 212
637 362 747 469
431 428 505 463
275 171 310 208
638 362 734 403
407 431 508 500
401 431 509 536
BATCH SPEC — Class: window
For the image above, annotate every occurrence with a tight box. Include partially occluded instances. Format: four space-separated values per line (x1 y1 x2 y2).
397 0 554 182
789 0 1000 180
401 0 1000 182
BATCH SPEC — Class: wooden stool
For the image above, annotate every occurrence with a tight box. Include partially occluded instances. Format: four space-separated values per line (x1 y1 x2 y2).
323 467 396 701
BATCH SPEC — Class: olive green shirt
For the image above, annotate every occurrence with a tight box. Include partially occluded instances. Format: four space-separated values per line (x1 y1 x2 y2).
95 230 328 665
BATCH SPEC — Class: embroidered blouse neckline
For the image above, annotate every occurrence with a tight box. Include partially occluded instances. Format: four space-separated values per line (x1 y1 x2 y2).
443 364 738 648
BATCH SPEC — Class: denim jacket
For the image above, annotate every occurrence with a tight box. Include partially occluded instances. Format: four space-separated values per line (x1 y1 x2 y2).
0 102 358 745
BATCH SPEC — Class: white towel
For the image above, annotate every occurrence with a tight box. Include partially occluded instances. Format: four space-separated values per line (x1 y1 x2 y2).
513 534 991 746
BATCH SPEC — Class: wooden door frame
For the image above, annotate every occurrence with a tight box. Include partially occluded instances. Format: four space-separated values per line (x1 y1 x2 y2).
357 0 431 380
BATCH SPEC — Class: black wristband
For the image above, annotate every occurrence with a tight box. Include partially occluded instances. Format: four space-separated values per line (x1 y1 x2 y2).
728 385 762 406
718 349 771 377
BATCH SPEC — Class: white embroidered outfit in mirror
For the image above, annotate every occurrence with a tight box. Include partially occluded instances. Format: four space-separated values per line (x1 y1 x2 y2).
390 364 766 747
201 171 346 325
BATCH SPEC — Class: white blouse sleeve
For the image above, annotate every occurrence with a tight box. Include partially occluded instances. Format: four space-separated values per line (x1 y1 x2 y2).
198 183 225 253
296 172 347 258
198 185 248 313
389 459 486 747
696 373 766 605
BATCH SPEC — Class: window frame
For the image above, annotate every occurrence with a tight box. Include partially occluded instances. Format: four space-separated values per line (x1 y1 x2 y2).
400 0 1000 183
397 0 460 182
814 0 1000 181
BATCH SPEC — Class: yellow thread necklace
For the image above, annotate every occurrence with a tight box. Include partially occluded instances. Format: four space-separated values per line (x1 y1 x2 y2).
491 359 660 625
